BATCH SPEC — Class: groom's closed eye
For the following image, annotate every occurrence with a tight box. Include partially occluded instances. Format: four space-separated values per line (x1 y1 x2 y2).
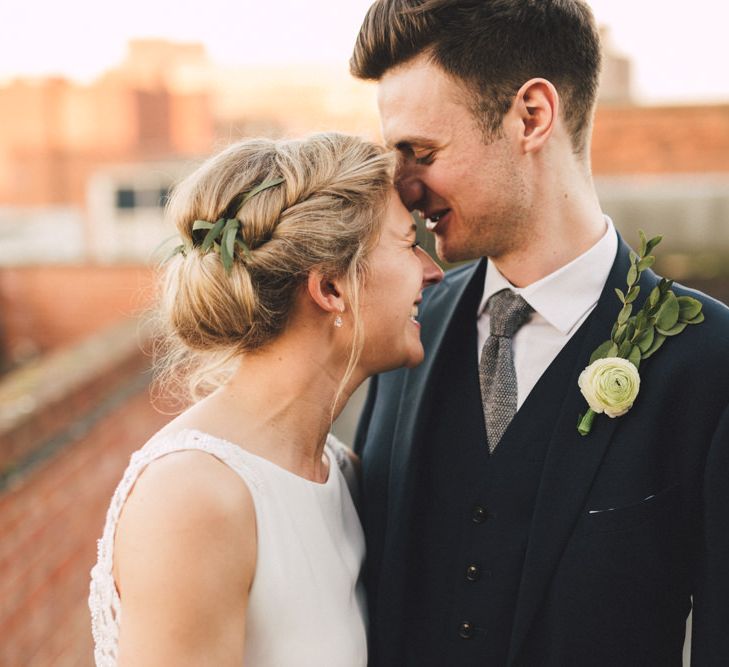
395 139 437 162
414 151 435 165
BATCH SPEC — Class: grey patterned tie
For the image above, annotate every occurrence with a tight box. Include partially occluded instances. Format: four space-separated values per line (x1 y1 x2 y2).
479 289 534 453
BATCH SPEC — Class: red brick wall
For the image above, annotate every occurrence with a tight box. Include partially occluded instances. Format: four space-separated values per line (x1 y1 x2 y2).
0 265 156 362
592 104 729 175
0 383 168 666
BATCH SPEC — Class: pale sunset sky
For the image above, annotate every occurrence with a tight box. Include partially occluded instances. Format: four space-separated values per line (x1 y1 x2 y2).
1 0 727 104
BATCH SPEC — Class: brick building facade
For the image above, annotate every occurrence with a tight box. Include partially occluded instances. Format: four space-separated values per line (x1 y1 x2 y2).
0 41 214 209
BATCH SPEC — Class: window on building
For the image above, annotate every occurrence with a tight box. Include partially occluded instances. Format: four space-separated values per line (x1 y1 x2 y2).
116 189 136 209
115 186 172 211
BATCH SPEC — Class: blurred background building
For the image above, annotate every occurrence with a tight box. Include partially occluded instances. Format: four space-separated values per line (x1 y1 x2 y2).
0 11 727 665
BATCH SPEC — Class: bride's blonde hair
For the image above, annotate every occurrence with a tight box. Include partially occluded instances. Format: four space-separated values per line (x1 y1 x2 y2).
155 133 395 405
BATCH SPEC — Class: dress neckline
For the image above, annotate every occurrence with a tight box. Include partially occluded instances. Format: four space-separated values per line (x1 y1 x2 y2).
171 428 336 487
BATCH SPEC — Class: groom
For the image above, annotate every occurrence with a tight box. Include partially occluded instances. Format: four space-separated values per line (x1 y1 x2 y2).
351 1 729 665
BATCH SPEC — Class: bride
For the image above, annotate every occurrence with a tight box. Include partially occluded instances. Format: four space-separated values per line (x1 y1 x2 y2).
89 133 443 665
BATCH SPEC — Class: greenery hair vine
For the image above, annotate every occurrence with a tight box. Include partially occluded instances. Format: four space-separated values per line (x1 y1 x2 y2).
168 177 284 274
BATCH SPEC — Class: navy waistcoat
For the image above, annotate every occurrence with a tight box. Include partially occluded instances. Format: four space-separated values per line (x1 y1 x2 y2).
402 267 591 666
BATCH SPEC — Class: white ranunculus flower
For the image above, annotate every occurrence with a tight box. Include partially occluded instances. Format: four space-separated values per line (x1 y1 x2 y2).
577 357 640 418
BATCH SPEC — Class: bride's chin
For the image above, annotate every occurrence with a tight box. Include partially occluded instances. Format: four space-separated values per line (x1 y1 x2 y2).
404 351 425 369
397 345 425 371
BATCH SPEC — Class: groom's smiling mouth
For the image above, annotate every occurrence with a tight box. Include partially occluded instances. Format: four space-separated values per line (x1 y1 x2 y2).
423 208 451 232
410 300 422 327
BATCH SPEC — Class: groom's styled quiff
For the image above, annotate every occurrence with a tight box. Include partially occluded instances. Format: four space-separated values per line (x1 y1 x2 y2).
350 0 602 153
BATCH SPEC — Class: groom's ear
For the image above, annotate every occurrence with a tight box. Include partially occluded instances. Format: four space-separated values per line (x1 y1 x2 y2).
512 78 558 153
306 269 346 316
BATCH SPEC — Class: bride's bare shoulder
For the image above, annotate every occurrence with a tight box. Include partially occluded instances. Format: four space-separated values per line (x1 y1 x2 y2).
116 448 255 559
113 448 256 658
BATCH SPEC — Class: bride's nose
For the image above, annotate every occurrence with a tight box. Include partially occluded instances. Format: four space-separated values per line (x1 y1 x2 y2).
416 246 444 288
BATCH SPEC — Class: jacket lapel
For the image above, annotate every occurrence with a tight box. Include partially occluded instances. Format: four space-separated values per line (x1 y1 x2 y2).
375 261 486 638
386 260 486 514
507 238 660 664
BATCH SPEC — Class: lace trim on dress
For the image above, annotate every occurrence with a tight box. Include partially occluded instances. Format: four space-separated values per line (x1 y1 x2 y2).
325 433 361 511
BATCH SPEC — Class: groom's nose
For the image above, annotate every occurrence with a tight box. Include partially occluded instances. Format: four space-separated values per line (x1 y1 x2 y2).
395 169 426 213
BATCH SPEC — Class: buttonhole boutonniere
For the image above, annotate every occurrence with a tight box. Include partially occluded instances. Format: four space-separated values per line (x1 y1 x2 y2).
577 231 705 436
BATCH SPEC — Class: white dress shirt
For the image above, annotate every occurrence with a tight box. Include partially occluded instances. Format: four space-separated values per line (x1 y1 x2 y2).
477 216 618 409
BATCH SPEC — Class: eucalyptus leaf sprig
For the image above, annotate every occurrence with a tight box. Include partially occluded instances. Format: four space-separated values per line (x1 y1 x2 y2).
577 231 705 436
166 177 285 274
189 217 251 274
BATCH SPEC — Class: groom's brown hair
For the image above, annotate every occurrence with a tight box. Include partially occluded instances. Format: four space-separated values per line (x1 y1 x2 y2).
350 0 602 153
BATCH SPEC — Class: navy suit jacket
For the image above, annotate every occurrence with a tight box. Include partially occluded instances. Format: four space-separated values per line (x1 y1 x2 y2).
356 239 729 666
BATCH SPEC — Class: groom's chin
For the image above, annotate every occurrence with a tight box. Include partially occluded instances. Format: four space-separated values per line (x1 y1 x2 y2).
434 236 475 265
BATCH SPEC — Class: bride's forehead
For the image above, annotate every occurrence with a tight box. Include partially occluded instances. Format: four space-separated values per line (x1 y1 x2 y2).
381 193 415 230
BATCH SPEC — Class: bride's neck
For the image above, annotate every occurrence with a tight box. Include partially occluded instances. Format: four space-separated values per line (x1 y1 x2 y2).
201 330 356 478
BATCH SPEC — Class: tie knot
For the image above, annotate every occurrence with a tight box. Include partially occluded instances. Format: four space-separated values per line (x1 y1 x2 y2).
487 289 533 337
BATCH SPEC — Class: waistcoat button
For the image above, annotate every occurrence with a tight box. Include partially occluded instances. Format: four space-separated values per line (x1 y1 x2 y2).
465 564 480 581
458 621 474 639
471 505 489 523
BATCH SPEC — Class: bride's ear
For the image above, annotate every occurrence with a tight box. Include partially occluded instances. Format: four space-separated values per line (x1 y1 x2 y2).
306 269 347 316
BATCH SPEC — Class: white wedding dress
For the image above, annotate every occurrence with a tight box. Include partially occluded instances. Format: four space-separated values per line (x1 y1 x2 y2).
89 429 367 666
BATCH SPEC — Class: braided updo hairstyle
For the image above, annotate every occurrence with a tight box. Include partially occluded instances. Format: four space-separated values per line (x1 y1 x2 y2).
156 133 396 403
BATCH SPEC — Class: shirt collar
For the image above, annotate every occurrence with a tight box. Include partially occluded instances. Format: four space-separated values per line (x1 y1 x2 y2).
478 216 618 335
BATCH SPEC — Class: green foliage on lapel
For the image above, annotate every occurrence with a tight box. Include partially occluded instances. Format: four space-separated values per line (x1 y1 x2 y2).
589 231 704 370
